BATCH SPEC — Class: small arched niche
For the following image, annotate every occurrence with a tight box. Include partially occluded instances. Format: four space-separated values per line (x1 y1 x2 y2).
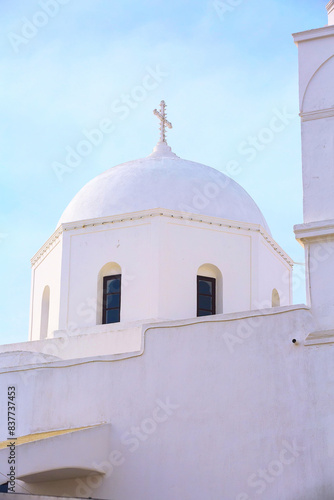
272 288 280 308
40 286 50 339
197 264 223 316
97 262 122 324
302 55 334 113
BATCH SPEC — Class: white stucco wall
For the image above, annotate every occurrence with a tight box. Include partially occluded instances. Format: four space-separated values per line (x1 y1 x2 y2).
294 28 334 223
64 214 258 326
64 221 154 327
30 239 63 341
0 496 80 500
157 218 252 318
0 323 144 363
300 232 334 331
293 25 334 332
3 306 334 500
258 237 292 307
29 210 292 341
295 28 334 110
301 114 334 223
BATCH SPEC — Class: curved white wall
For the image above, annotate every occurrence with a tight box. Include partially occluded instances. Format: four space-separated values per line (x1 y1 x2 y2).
5 306 330 500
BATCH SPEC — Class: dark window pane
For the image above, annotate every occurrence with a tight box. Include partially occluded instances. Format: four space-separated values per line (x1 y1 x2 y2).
107 279 120 294
106 294 120 309
198 279 212 295
106 309 120 324
103 275 121 324
197 275 216 318
198 309 212 317
106 278 120 293
198 294 212 311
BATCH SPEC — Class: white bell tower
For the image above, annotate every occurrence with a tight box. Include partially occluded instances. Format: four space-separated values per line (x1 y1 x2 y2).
294 3 334 331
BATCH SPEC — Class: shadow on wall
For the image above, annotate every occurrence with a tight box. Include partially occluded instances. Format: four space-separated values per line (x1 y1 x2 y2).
272 288 280 307
40 285 50 339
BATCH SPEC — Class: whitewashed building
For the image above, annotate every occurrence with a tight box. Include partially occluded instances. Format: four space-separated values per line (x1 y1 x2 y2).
1 4 334 499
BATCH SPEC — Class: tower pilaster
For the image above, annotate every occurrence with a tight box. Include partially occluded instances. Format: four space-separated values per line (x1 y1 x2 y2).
293 12 334 330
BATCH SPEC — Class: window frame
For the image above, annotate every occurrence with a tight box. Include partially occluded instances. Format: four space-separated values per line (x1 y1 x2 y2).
102 274 121 324
197 275 216 317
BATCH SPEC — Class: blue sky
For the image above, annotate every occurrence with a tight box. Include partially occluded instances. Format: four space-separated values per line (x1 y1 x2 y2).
0 0 328 343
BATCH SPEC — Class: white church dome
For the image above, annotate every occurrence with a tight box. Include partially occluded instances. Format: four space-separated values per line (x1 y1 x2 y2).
58 142 270 233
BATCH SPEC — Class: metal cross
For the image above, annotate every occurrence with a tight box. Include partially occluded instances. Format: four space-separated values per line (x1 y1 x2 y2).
153 100 172 143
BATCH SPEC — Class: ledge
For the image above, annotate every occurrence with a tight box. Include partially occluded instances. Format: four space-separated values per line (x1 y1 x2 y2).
53 317 159 338
300 107 334 122
0 424 110 484
327 0 334 18
294 219 334 242
292 24 334 44
304 329 334 346
143 304 310 332
31 208 293 268
0 305 310 374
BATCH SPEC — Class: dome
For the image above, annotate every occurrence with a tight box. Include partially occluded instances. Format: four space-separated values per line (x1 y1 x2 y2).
58 143 270 234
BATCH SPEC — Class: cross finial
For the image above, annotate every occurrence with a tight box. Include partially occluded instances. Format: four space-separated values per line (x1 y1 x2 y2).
153 100 172 144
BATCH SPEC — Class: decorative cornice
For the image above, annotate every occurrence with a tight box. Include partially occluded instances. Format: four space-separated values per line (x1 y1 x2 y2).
31 208 293 267
300 107 334 122
31 226 63 267
292 25 334 44
294 219 334 243
304 328 334 346
327 0 334 15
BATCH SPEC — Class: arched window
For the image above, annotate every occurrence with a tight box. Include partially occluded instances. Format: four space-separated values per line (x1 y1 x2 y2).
40 286 50 339
97 262 122 325
103 275 121 324
272 288 280 307
197 264 223 317
197 276 216 316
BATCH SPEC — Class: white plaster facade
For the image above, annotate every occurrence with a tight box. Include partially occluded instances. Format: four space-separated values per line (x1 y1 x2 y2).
1 6 334 500
293 7 334 332
0 306 325 500
29 146 292 344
